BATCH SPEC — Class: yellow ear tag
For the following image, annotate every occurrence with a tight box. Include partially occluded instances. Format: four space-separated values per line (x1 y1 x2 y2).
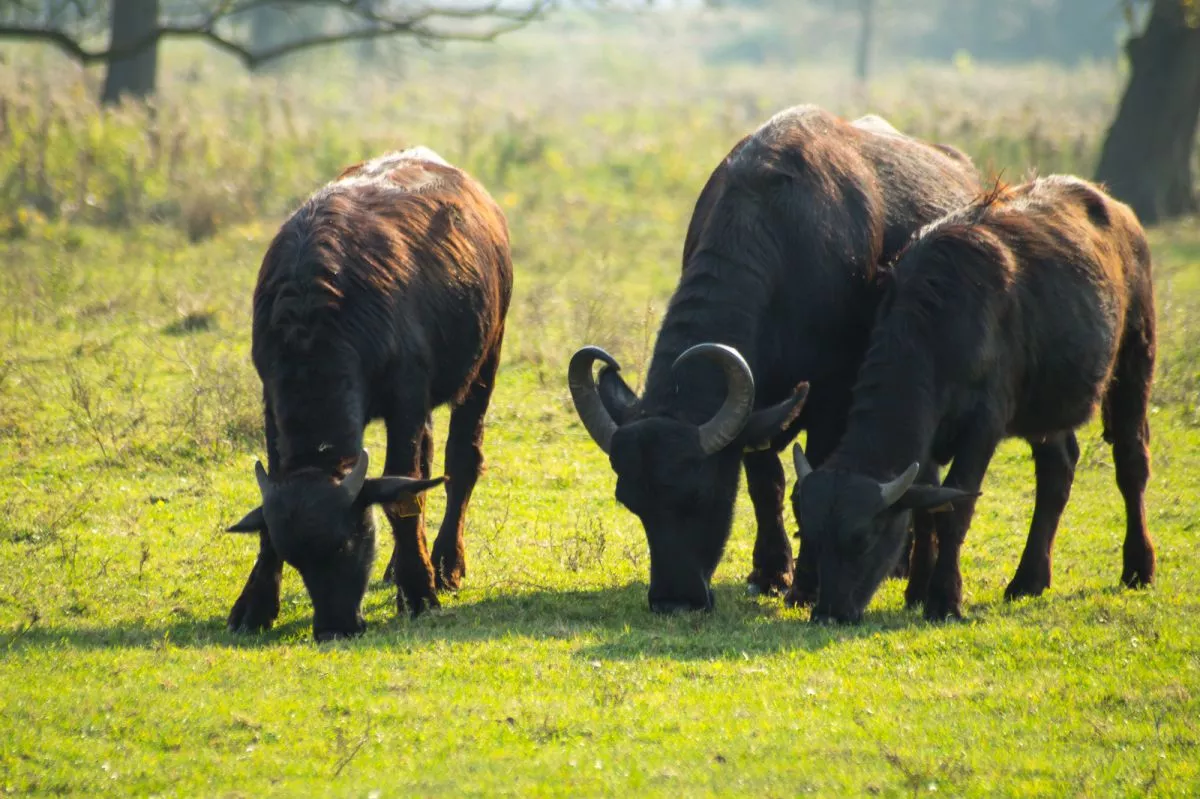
391 493 425 518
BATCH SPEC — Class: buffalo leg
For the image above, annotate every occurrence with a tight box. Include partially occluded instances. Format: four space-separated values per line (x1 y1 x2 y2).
1102 321 1156 588
431 342 502 591
1005 432 1080 600
904 512 938 608
925 427 1001 621
903 461 942 607
897 462 940 603
227 533 283 633
743 449 793 596
383 419 434 585
783 398 847 608
227 397 283 632
384 411 439 616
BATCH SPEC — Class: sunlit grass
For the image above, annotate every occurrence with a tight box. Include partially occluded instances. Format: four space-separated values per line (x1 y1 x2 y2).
1 30 1199 797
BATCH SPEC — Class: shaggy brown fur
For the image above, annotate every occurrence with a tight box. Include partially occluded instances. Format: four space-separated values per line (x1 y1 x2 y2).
226 148 512 639
570 106 981 613
793 175 1156 623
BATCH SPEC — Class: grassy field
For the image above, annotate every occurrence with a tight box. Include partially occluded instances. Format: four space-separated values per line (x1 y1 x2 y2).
2 24 1200 797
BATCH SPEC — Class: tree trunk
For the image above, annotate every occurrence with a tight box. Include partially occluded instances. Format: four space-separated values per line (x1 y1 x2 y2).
101 0 160 105
855 0 875 83
1094 0 1200 225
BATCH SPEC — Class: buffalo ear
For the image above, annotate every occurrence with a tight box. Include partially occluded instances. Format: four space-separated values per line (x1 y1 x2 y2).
894 485 979 513
597 366 639 426
358 475 447 507
226 506 267 533
741 383 810 451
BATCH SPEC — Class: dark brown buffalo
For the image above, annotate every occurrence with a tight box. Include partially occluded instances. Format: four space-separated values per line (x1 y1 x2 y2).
226 148 512 640
569 106 981 613
793 175 1157 623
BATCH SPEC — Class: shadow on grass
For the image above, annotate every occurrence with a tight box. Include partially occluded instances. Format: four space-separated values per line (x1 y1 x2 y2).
985 583 1134 618
5 578 938 661
3 610 315 652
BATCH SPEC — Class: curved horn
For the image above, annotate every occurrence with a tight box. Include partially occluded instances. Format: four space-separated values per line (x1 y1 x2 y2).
792 443 814 485
568 346 623 454
342 449 370 502
879 462 921 508
673 343 755 455
254 460 271 497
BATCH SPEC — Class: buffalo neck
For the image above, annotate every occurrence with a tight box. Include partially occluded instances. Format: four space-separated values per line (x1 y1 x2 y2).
826 296 943 481
275 413 364 476
828 220 1014 480
639 251 773 425
267 352 366 476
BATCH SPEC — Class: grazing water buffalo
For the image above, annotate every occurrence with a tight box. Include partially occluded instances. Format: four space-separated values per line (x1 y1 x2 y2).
568 106 980 613
226 148 512 640
792 175 1157 623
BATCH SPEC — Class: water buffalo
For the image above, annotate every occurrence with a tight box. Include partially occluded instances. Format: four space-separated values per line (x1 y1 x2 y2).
792 175 1156 623
568 106 981 613
225 148 512 640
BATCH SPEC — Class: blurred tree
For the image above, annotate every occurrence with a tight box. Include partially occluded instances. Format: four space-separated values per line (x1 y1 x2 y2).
707 0 1123 71
245 5 331 70
356 0 379 60
249 7 291 53
1095 0 1200 224
855 0 875 83
0 0 551 104
922 0 1121 64
101 0 158 104
903 0 1193 223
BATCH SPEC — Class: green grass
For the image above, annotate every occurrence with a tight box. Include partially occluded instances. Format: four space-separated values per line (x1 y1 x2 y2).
3 35 1200 796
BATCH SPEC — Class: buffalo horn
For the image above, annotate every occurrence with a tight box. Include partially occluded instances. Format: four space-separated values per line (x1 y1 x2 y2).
254 460 271 497
568 346 623 454
879 462 921 508
792 443 814 485
342 449 371 502
673 343 755 455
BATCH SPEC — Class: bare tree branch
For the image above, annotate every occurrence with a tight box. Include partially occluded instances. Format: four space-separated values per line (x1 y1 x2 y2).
0 25 100 62
0 0 553 68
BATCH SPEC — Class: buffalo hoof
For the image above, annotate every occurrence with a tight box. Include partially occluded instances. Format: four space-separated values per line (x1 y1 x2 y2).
746 568 791 597
783 584 817 609
904 586 928 610
1004 567 1050 601
226 590 279 634
434 570 463 592
432 556 465 592
650 586 715 615
314 623 366 643
1121 556 1155 589
923 591 964 622
904 570 931 609
810 608 863 625
398 582 440 618
650 598 712 615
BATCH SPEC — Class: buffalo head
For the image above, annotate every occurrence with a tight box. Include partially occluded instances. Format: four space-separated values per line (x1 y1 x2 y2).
790 444 972 623
227 449 444 641
569 343 808 614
